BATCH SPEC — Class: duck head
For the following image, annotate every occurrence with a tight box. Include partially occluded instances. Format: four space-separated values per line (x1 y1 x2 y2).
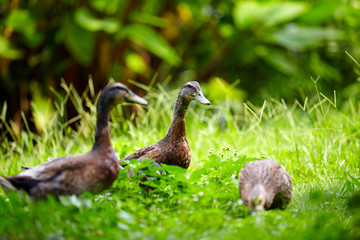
94 82 148 146
248 184 267 214
99 82 148 111
180 81 211 105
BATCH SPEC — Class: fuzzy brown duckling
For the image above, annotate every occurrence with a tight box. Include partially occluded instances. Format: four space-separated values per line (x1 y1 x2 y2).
121 81 210 169
239 159 292 212
0 83 148 199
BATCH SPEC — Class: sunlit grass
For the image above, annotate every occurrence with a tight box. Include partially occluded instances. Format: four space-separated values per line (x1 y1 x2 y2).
0 79 359 239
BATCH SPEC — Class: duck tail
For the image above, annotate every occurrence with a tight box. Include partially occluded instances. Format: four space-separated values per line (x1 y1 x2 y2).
0 176 16 194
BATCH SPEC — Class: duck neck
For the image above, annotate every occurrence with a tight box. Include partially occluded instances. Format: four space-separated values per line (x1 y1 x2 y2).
165 96 191 141
93 103 112 151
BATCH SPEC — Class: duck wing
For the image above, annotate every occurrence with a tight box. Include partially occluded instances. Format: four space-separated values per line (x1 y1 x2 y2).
269 164 292 209
239 160 267 192
19 156 59 173
239 161 258 205
121 144 159 162
120 144 168 177
17 154 89 180
3 153 101 198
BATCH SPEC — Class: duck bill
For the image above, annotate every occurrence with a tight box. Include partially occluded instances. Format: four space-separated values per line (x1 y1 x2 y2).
195 92 211 105
126 91 148 105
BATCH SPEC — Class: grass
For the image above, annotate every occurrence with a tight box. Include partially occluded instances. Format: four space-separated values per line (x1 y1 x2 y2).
0 78 359 239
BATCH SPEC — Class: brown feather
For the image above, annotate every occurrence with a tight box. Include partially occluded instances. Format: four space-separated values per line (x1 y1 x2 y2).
121 81 209 169
0 83 147 199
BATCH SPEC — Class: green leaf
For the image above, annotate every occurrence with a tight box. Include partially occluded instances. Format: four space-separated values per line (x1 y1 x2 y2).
299 1 340 24
309 53 341 82
125 52 147 74
219 23 235 38
261 2 308 27
205 78 245 101
233 1 308 29
5 9 36 35
24 32 44 48
130 12 168 28
5 9 44 48
63 16 96 65
190 168 207 181
89 0 123 14
0 36 23 60
117 210 134 224
256 46 298 75
89 0 109 12
118 25 181 66
208 154 220 162
268 26 343 51
160 164 187 175
74 8 120 34
233 1 261 29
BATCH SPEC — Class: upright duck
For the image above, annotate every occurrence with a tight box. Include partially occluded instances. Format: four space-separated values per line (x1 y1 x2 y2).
121 81 210 169
239 159 292 212
0 83 148 199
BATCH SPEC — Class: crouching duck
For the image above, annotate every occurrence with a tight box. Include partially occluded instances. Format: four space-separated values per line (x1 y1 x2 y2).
121 81 210 169
239 159 292 212
0 83 148 199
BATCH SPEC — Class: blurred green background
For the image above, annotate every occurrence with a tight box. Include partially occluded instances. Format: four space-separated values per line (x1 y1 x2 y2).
0 0 359 133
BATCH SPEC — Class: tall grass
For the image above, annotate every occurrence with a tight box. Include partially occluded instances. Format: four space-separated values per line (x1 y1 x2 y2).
0 77 359 239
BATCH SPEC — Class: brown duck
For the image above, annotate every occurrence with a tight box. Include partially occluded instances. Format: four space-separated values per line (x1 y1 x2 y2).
239 159 292 212
121 81 210 169
0 83 148 199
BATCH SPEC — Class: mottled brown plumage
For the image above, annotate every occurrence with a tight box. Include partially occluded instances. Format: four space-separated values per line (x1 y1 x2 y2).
239 159 292 212
0 83 148 199
121 81 210 169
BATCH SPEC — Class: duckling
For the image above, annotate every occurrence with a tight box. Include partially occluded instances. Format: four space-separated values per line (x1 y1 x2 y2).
239 159 292 212
0 83 148 199
121 81 210 169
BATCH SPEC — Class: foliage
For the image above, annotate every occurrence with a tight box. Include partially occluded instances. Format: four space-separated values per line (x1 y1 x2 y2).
1 0 360 130
0 80 360 239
